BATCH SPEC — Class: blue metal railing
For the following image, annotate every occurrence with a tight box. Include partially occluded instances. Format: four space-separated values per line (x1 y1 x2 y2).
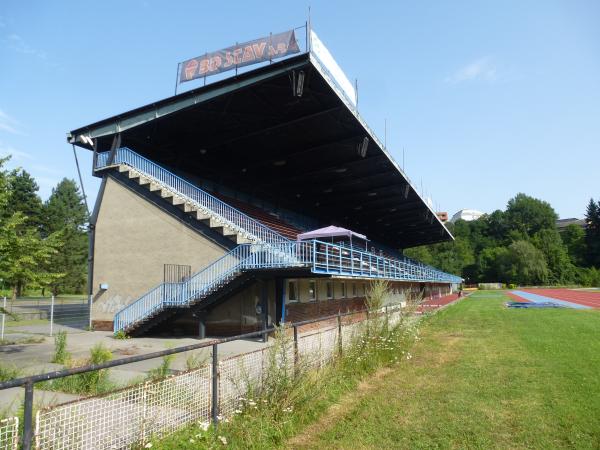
95 148 289 245
113 240 461 332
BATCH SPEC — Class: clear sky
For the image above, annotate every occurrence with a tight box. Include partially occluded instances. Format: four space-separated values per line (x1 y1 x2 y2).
1 0 598 219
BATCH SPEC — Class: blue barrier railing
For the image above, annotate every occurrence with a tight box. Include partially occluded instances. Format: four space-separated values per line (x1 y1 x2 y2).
95 148 289 245
113 240 461 332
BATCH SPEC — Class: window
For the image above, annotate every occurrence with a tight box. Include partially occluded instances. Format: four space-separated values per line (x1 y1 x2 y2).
287 280 298 302
326 281 333 299
308 280 316 301
352 283 357 297
340 281 346 298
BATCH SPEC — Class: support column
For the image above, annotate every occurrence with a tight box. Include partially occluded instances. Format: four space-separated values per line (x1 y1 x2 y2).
198 311 207 339
275 278 284 325
260 280 268 342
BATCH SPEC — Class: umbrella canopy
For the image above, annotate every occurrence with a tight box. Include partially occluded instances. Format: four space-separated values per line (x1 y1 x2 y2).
297 225 368 241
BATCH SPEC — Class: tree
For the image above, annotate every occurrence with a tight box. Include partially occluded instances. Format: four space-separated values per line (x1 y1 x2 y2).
584 198 600 267
505 193 558 237
477 246 509 282
43 179 89 294
562 224 586 266
4 169 43 229
500 240 548 286
0 212 63 301
532 228 575 284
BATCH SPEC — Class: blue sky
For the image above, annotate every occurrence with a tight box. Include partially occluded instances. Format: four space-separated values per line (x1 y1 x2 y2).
1 0 598 219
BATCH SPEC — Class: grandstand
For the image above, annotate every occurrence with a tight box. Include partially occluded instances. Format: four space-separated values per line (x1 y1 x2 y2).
67 30 461 336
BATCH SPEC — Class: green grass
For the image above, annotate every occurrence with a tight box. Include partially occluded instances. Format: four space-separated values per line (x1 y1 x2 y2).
293 291 600 449
150 309 422 449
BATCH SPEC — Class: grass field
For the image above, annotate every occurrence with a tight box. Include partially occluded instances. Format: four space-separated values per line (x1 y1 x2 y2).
291 291 600 449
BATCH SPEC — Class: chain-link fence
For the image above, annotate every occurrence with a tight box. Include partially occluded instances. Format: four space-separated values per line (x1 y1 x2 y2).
1 296 90 338
1 305 405 450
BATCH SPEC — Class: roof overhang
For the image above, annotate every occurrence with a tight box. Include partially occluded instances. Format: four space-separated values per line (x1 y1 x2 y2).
68 52 453 248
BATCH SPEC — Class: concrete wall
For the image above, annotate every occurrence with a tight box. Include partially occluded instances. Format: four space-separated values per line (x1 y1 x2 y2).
91 176 227 324
206 279 276 336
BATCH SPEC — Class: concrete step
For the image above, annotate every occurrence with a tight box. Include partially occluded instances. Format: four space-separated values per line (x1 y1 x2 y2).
216 226 236 237
177 202 197 213
137 175 150 186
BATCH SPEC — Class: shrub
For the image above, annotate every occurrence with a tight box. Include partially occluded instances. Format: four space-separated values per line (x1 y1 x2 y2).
41 343 114 395
113 330 129 340
0 364 21 382
148 348 175 380
52 331 71 364
185 351 208 371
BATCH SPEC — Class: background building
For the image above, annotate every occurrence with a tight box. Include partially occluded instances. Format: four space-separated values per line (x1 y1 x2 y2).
450 209 484 223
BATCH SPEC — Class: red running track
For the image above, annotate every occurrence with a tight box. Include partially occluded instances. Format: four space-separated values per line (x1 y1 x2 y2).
505 291 530 303
417 293 461 313
520 288 600 309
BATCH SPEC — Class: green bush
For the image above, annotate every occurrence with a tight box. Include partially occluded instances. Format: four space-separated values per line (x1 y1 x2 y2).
113 330 129 340
41 343 114 395
0 364 21 382
52 331 71 364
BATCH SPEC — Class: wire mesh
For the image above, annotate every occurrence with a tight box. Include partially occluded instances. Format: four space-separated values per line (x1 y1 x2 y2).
218 347 268 418
0 417 18 450
35 365 211 450
32 308 400 449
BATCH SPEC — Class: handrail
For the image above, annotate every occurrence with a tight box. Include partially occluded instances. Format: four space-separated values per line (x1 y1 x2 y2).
113 239 461 332
95 148 289 245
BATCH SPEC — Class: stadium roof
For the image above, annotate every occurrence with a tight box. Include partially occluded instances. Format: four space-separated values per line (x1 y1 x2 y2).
68 52 453 248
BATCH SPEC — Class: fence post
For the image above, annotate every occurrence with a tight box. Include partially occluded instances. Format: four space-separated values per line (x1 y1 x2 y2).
337 312 342 357
88 294 93 330
49 295 55 337
23 380 34 450
293 325 299 370
211 343 219 426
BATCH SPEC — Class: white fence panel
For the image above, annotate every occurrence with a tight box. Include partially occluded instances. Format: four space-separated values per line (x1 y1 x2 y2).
0 417 18 450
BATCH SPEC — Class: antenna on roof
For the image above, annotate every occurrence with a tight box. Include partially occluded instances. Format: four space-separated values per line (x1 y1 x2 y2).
308 6 312 52
403 147 405 171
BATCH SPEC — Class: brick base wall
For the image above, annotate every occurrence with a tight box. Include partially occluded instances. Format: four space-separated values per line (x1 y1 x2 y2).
92 320 114 332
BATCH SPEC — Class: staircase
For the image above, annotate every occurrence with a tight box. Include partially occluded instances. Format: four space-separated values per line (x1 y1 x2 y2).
114 242 312 333
99 147 462 334
95 148 289 246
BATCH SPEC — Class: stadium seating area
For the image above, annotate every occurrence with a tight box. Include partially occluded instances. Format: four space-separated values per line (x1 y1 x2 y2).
212 193 303 240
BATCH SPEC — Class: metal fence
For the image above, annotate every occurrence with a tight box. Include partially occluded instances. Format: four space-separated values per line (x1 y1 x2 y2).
0 417 18 450
0 304 404 450
1 296 89 338
115 239 461 333
95 147 289 245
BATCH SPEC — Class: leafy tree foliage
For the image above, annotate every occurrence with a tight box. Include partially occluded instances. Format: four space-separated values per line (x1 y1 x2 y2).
0 212 63 301
43 179 89 294
562 224 586 266
0 159 64 299
584 198 600 267
500 240 548 285
406 193 598 286
4 169 43 229
505 193 558 237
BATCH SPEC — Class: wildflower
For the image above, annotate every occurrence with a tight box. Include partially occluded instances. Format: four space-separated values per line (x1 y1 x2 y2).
198 421 210 431
234 409 242 414
144 444 153 449
218 436 228 445
189 438 196 443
